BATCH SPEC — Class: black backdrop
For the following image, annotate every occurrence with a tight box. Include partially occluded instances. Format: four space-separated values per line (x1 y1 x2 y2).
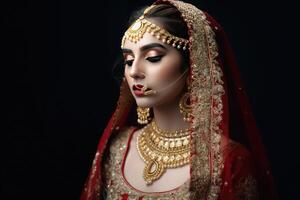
4 0 299 199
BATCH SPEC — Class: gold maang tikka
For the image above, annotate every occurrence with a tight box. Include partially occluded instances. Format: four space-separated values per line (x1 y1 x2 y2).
121 5 189 50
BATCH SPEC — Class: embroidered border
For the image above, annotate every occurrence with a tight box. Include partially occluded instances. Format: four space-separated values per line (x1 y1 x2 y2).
157 1 225 199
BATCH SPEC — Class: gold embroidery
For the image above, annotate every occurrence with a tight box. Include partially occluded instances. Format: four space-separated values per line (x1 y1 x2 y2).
234 175 258 200
161 1 225 199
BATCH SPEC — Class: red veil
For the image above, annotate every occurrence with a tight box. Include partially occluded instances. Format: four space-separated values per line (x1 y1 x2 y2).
81 0 277 199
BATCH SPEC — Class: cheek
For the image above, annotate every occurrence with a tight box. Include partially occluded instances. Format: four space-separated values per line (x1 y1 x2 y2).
150 56 182 85
124 68 131 83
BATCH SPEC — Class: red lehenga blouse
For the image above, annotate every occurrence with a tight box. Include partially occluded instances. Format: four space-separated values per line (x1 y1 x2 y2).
81 0 277 199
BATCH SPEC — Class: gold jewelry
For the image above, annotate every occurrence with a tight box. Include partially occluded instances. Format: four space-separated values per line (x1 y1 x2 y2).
121 5 189 50
137 107 151 124
179 92 193 122
136 121 191 184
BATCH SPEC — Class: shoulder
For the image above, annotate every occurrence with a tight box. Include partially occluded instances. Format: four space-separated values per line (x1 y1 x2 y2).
109 126 139 146
117 126 137 136
113 126 136 139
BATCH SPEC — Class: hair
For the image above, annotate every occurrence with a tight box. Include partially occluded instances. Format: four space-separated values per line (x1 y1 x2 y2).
112 3 190 84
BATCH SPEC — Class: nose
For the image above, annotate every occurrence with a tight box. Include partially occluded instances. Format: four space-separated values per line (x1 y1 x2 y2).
129 60 145 79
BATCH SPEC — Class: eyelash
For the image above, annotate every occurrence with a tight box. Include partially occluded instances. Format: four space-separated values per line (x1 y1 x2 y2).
124 60 133 66
124 55 163 67
146 55 163 63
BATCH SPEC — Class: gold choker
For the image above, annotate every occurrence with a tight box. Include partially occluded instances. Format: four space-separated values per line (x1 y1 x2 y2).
136 121 191 184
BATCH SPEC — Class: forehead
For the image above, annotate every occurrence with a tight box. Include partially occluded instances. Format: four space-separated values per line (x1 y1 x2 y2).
122 32 171 52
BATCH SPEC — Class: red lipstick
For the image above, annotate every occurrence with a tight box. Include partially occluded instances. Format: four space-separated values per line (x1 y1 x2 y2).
135 84 144 90
133 84 148 96
133 84 145 91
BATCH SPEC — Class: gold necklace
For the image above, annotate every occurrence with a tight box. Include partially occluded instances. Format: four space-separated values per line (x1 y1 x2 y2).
136 121 191 184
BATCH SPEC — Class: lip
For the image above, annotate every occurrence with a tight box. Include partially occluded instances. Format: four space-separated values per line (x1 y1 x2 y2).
133 84 145 91
133 90 145 96
132 84 150 97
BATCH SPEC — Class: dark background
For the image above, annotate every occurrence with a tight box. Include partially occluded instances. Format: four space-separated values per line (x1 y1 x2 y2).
4 0 299 199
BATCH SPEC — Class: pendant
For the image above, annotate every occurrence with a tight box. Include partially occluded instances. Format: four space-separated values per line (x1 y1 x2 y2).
143 159 165 185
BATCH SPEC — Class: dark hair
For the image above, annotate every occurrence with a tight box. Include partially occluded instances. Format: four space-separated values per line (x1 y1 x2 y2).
112 4 190 84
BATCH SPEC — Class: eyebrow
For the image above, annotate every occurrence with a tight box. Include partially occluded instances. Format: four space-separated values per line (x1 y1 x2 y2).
121 43 167 54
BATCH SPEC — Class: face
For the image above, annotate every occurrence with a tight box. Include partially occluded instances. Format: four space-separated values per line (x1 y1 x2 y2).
122 32 187 108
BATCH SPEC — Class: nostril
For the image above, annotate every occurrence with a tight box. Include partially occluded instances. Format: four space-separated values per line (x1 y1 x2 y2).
130 73 141 79
130 71 145 79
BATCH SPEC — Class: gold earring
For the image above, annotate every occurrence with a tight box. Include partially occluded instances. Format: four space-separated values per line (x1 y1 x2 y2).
179 93 193 122
137 107 151 124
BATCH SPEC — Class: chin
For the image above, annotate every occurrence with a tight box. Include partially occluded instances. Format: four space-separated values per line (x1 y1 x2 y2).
135 101 153 108
134 98 157 108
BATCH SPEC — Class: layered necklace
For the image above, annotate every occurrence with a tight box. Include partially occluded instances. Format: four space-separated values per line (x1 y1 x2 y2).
136 120 191 184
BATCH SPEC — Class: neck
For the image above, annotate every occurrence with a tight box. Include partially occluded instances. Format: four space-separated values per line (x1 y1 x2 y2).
152 94 190 131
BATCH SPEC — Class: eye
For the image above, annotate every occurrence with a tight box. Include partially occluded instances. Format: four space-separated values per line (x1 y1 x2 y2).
146 55 163 63
124 59 134 66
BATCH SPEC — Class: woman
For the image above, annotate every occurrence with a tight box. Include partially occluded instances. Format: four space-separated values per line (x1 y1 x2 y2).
81 0 277 199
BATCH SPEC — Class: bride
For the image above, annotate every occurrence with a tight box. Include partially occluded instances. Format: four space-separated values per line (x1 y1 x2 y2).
81 1 277 199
